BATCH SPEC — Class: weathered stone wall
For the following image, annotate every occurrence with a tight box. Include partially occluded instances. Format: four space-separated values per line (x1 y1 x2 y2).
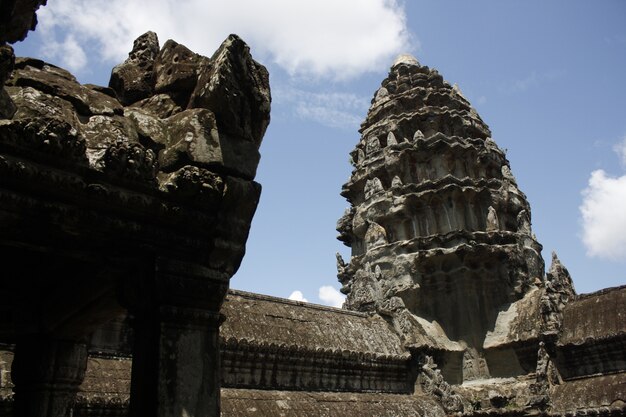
556 285 626 380
1 14 271 415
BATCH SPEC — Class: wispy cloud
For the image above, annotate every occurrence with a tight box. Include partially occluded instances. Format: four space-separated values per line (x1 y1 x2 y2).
500 69 564 94
603 34 626 45
288 290 308 302
318 285 345 308
275 87 369 130
36 0 412 80
43 34 87 72
613 135 626 168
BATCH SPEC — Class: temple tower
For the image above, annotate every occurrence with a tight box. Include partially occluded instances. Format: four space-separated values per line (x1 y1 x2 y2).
336 55 545 381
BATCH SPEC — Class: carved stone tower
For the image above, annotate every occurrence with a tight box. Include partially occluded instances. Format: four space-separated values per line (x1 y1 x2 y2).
336 54 545 381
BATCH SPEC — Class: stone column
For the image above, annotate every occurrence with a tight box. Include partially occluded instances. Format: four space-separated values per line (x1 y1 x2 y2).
11 336 88 417
127 258 227 417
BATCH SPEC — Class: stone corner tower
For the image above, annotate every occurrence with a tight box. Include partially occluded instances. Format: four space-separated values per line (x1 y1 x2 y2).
336 54 545 382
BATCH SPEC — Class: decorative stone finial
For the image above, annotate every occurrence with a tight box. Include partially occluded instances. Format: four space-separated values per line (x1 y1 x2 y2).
393 53 420 67
413 130 425 140
387 132 398 146
486 206 499 232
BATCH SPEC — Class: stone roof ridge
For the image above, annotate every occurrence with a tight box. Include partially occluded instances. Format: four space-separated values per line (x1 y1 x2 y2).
220 335 410 361
226 288 366 317
571 284 626 301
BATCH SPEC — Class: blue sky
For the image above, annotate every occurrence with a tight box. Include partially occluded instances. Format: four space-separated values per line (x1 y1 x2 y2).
13 1 626 305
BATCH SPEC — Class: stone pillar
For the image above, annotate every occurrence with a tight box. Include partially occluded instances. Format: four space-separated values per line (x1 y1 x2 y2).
127 258 227 417
11 336 88 417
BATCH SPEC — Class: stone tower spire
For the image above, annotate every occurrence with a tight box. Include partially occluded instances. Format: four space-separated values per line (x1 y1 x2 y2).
336 55 545 378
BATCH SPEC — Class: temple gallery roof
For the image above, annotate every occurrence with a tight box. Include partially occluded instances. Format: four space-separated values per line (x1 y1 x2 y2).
221 290 408 358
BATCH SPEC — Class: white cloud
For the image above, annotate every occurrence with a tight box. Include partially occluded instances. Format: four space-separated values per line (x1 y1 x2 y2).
613 135 626 168
580 169 626 260
288 290 308 302
275 87 369 129
43 34 87 71
318 285 345 308
36 0 411 79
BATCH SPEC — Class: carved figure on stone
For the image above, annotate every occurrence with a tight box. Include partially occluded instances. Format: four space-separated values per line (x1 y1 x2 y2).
540 287 560 334
413 129 425 140
378 296 406 316
391 175 403 188
357 148 365 164
501 165 517 185
366 136 381 154
486 206 499 232
364 221 388 249
387 131 398 146
485 136 498 150
418 355 464 413
517 209 531 235
374 264 383 281
462 350 479 381
336 252 352 284
541 252 576 334
346 263 382 312
374 87 389 102
547 252 576 299
529 341 560 409
364 177 384 200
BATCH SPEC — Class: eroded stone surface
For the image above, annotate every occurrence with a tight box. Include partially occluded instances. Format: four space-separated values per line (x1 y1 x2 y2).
337 55 546 381
3 31 270 184
0 29 271 417
0 0 47 44
109 31 159 105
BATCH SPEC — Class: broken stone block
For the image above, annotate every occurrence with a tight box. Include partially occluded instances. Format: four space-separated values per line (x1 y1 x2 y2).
189 34 271 146
109 31 159 105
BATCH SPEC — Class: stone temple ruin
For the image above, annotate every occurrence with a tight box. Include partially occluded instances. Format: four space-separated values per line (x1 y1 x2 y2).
0 2 625 417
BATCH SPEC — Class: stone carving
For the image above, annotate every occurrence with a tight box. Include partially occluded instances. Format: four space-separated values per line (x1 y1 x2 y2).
109 31 160 105
528 341 561 410
336 252 352 285
366 136 381 154
540 252 576 334
419 355 464 413
452 83 467 101
1 27 270 417
364 221 388 249
502 164 517 185
374 86 389 102
357 148 365 164
364 177 384 199
486 205 499 231
345 263 383 312
387 131 398 146
337 53 546 386
462 349 490 381
517 209 531 235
